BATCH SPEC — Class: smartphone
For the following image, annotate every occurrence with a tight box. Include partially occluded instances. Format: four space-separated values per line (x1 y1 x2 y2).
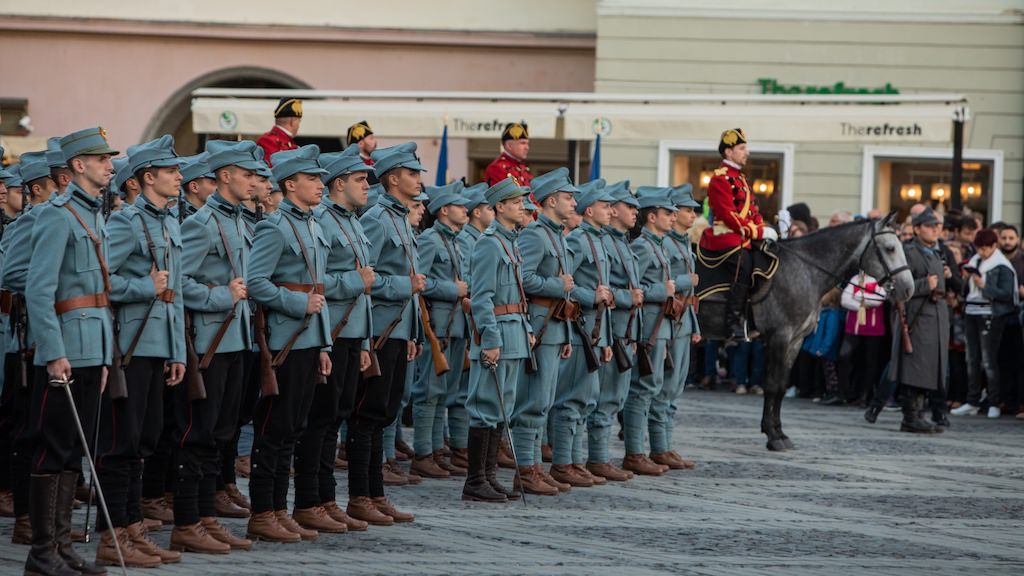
963 266 980 276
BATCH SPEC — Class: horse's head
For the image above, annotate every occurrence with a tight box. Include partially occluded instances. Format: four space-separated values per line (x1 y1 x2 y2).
860 212 914 302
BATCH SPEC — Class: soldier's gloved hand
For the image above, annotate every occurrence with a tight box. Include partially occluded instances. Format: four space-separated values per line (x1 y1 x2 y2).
761 227 779 242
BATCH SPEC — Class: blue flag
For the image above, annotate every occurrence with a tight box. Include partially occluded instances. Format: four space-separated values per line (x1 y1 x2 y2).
589 134 601 181
435 124 449 186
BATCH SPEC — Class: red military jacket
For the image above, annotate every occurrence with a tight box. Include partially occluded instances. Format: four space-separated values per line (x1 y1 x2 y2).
256 126 297 167
485 152 532 187
699 161 765 251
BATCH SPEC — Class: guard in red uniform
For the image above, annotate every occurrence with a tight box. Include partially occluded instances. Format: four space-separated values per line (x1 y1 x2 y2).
256 98 302 166
347 120 378 185
699 128 777 343
484 122 532 187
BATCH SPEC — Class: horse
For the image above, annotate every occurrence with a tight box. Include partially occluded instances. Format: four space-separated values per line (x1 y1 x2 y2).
696 214 915 451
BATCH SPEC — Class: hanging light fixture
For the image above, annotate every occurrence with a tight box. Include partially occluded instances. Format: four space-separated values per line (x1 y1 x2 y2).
699 171 713 189
961 182 983 198
930 183 949 201
899 183 922 201
751 179 774 196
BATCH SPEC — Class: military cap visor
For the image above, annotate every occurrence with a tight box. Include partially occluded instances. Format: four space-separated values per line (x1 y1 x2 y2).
636 186 678 212
270 144 328 182
60 127 119 162
530 167 580 203
485 177 529 207
17 151 50 184
911 208 940 226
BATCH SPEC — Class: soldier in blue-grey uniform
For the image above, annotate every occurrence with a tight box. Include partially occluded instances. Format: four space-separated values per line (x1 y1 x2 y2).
409 181 475 480
93 135 188 568
513 167 577 495
623 187 678 477
174 140 257 553
462 177 533 503
246 145 335 540
554 180 615 486
24 127 117 576
650 184 702 471
45 136 74 195
588 180 642 482
293 144 375 532
172 153 216 220
347 143 426 525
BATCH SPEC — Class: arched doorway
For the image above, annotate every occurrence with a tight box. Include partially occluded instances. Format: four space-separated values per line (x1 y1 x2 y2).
143 66 311 155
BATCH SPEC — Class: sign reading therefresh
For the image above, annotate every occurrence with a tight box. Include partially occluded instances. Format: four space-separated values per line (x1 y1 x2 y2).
758 78 899 95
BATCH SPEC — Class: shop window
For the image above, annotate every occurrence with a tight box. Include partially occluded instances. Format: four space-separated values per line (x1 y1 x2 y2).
874 157 994 223
667 149 784 224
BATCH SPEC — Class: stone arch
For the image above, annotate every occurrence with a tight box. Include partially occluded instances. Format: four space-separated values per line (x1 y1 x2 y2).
142 66 311 154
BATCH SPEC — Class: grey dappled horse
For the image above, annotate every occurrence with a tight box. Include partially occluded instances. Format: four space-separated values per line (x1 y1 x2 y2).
698 214 914 451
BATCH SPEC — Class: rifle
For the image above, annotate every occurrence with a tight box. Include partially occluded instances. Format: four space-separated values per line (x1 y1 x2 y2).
419 295 450 376
570 315 602 373
101 186 128 400
895 301 913 354
251 203 280 396
178 190 207 400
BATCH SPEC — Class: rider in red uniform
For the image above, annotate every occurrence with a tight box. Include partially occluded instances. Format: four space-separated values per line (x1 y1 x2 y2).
699 128 778 343
256 97 302 166
485 122 532 188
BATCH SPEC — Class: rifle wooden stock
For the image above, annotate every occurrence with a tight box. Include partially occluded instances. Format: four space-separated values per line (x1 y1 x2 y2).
612 338 632 373
254 306 279 397
107 343 128 401
638 304 669 377
570 317 602 373
419 295 450 376
183 314 206 401
363 345 381 379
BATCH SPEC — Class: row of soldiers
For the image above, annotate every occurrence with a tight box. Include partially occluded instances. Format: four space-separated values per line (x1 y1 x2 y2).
0 124 703 575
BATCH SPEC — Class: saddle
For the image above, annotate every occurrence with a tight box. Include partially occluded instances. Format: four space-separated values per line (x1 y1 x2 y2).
695 240 780 303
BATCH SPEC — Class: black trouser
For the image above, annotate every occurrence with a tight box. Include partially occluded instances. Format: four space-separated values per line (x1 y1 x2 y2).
294 338 361 509
95 357 166 530
29 365 102 474
348 338 407 499
173 351 244 526
250 347 319 514
141 385 177 501
965 313 1006 406
997 319 1023 411
4 353 34 516
219 350 260 489
838 334 886 403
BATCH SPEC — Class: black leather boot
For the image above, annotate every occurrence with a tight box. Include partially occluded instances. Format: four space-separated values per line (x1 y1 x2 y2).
900 391 937 434
56 471 106 575
461 428 505 503
24 474 79 576
863 404 882 424
725 283 758 345
487 427 520 500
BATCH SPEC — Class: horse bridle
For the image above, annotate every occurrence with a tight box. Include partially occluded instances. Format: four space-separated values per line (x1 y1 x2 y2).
858 228 911 293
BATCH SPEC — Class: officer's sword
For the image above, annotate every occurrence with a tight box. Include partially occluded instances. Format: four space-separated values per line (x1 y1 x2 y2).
81 389 102 542
482 358 526 507
49 375 128 576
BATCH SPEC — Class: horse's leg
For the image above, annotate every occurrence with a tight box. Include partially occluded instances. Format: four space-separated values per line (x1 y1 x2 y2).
773 338 802 450
762 335 795 452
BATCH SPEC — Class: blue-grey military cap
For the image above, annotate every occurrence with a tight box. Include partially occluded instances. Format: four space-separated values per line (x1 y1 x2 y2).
271 144 328 182
484 177 529 208
0 146 11 180
530 167 579 204
2 165 22 188
636 186 677 211
180 152 215 185
462 182 488 211
911 207 939 226
46 137 67 168
255 161 273 180
18 151 51 184
113 157 133 195
320 143 375 184
206 139 263 172
670 183 700 209
60 127 119 162
127 134 187 177
523 197 538 212
426 180 472 214
371 142 427 176
606 180 638 208
575 180 616 215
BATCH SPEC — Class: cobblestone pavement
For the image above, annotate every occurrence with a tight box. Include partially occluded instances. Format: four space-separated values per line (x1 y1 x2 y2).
2 390 1022 575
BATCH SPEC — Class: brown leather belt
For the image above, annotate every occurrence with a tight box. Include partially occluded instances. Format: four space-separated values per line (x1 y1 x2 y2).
529 296 579 321
493 303 527 316
156 290 176 303
275 283 325 295
55 293 110 315
530 296 559 309
0 290 12 315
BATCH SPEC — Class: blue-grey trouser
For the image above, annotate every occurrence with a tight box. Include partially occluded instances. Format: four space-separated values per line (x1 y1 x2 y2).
588 341 633 463
383 360 414 461
511 343 560 466
552 344 600 465
447 349 471 450
624 339 668 455
650 332 691 454
411 337 467 455
467 357 520 429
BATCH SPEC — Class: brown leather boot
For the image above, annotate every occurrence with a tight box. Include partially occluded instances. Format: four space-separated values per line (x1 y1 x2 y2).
650 452 685 470
346 496 393 527
323 501 368 531
394 439 414 461
142 496 174 524
292 506 347 534
434 450 466 476
536 464 570 492
334 456 348 470
410 454 450 479
275 510 318 541
497 440 516 469
586 462 632 482
574 464 607 486
170 522 232 553
215 491 250 518
371 497 413 523
97 527 163 567
541 443 553 463
128 521 181 563
12 514 31 544
0 489 13 517
235 456 251 479
245 511 300 543
71 528 87 543
667 450 696 469
514 466 558 496
549 464 593 487
142 517 162 531
201 517 253 550
382 459 411 486
224 483 251 510
450 447 469 469
622 453 666 476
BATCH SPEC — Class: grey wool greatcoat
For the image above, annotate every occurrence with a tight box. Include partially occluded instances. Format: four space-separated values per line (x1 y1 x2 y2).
890 238 949 391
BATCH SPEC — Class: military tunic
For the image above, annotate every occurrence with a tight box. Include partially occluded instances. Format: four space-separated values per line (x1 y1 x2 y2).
484 152 532 188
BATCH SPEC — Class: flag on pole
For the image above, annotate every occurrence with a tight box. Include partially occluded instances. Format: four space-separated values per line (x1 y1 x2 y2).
589 134 601 181
435 123 449 186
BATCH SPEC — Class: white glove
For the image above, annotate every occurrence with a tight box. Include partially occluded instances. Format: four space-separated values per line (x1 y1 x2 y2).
777 209 791 239
761 227 779 242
